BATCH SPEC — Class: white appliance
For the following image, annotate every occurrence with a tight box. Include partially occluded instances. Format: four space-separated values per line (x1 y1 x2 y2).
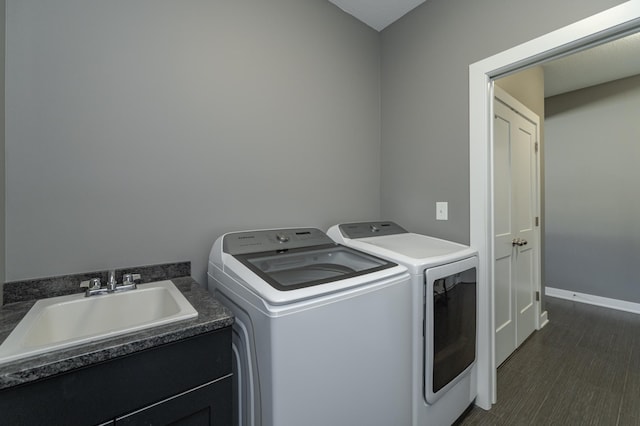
327 221 478 426
207 227 413 426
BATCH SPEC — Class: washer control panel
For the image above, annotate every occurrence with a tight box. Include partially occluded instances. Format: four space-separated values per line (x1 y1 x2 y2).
223 228 334 255
338 221 408 239
275 233 290 243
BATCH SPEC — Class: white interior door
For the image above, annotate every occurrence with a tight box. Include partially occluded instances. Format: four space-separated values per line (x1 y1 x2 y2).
493 87 539 367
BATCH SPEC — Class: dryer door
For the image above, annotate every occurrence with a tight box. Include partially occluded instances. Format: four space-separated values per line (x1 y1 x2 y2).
424 256 478 404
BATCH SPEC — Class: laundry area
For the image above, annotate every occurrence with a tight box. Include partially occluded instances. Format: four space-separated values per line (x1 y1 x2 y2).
1 0 638 425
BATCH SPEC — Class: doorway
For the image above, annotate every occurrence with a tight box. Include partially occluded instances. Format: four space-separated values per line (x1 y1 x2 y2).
469 1 640 410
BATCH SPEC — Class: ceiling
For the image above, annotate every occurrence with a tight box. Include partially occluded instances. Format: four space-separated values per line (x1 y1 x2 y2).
542 31 640 97
327 0 640 96
328 0 426 31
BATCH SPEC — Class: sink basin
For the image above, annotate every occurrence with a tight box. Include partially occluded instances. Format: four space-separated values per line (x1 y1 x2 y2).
0 280 198 364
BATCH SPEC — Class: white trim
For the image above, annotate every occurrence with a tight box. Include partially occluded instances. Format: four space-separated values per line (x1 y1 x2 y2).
494 86 538 125
545 287 640 315
469 0 640 410
538 310 549 329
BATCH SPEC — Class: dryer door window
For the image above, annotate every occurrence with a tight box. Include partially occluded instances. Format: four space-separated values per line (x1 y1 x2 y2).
424 257 477 404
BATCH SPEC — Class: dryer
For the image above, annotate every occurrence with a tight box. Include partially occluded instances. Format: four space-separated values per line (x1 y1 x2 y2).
327 221 478 426
208 227 413 426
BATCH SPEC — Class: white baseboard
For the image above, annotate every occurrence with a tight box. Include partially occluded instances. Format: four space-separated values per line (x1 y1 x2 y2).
545 287 640 315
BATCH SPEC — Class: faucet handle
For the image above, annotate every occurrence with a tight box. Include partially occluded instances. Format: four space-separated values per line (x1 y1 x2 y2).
122 274 135 285
87 278 102 290
80 278 100 289
82 278 105 297
124 273 142 283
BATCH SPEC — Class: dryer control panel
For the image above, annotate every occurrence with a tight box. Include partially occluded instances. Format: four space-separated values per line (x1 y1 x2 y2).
223 228 335 255
338 221 408 239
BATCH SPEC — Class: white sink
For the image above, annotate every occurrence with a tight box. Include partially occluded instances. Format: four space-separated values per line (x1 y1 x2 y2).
0 280 198 364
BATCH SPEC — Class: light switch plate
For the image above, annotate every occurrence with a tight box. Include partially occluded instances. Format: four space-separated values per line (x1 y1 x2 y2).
436 202 448 220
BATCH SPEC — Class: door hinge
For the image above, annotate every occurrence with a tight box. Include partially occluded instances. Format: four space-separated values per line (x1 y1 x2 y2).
535 216 539 227
536 291 540 301
535 142 539 153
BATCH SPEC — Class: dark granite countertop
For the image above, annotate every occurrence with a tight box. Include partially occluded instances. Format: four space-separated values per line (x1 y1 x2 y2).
0 277 233 390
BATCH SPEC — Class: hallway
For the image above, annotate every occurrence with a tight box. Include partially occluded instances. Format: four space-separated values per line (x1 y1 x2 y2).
460 297 640 425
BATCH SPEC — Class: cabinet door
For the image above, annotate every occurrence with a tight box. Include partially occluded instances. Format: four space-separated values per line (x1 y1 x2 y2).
115 376 232 426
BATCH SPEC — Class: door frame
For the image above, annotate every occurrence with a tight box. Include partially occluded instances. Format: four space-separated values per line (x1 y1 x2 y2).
469 0 640 410
493 85 542 365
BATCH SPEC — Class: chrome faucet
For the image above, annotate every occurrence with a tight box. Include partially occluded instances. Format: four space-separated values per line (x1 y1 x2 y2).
106 269 117 291
82 270 139 297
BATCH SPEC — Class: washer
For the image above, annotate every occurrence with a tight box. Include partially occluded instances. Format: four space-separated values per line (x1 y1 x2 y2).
327 221 478 426
207 227 413 426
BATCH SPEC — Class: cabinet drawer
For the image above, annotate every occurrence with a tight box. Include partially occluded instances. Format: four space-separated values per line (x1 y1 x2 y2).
116 375 232 426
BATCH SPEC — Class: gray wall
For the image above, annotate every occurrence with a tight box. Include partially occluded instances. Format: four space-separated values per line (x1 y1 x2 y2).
5 0 381 283
545 74 640 303
379 0 624 243
0 0 5 304
4 0 630 287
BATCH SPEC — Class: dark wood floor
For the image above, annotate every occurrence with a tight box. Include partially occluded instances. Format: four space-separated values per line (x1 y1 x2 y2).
459 296 640 425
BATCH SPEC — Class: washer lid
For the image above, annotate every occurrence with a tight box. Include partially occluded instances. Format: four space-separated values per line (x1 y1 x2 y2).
234 243 396 291
328 223 476 273
363 233 467 259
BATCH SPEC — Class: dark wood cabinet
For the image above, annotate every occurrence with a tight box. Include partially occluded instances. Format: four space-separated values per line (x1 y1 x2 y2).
0 327 232 426
115 376 232 425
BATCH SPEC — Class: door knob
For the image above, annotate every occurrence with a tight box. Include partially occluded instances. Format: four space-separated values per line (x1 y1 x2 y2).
512 238 528 246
